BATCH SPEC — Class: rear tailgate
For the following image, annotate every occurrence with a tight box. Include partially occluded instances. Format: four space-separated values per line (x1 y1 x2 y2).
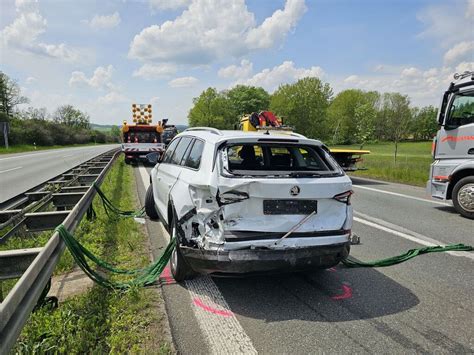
219 176 352 233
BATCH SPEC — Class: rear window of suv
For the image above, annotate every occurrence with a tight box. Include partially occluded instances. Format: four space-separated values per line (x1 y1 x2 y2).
222 143 338 176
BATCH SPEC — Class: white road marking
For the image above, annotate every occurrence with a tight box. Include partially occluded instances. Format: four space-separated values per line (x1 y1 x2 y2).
354 211 474 260
62 154 73 158
137 164 257 354
353 184 450 206
0 145 116 162
185 277 257 354
0 166 22 174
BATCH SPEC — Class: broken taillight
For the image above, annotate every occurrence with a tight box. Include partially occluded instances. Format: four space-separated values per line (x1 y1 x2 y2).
216 190 250 206
333 190 353 205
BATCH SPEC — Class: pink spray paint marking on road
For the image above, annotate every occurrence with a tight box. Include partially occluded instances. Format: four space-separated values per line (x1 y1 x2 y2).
159 265 175 285
331 284 353 300
193 297 234 317
328 267 337 272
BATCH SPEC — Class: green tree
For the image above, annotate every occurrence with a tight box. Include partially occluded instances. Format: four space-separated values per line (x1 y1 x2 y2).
0 71 28 117
327 89 380 144
53 105 90 129
188 88 234 129
410 105 438 140
270 77 333 140
226 85 270 116
379 93 412 161
354 103 377 149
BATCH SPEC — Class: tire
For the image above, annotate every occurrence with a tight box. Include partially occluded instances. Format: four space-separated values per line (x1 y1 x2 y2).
124 157 131 165
145 185 159 220
452 176 474 219
169 218 196 281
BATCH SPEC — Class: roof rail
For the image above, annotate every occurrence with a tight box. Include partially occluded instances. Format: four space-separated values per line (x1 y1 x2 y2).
184 127 223 135
289 132 307 138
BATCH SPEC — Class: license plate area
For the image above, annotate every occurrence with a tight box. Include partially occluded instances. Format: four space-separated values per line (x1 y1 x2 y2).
263 199 318 215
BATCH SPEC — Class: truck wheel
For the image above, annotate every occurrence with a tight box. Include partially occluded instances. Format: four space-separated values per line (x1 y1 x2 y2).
124 157 131 165
452 176 474 219
145 185 159 220
169 218 195 281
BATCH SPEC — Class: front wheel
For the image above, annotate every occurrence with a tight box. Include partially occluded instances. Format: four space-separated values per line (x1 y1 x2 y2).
452 176 474 219
145 185 159 220
169 219 196 281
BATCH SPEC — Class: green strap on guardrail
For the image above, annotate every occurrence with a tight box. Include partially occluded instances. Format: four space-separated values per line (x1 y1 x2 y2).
93 182 145 218
342 243 473 268
55 224 175 290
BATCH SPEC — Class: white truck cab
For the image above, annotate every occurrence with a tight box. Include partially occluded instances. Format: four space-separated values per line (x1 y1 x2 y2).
428 71 474 219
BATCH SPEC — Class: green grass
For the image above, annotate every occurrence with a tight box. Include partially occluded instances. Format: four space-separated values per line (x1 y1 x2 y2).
0 143 106 155
331 141 433 186
11 158 172 353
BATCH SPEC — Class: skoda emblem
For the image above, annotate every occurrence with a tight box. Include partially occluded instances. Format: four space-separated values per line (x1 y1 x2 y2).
290 186 300 196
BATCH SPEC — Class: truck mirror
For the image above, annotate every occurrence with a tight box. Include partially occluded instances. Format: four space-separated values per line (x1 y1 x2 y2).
145 152 160 165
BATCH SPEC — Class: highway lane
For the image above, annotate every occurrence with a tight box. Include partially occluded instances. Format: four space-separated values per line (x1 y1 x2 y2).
135 166 473 354
0 145 118 203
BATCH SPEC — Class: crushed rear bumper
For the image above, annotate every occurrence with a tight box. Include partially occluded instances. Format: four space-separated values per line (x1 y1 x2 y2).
180 242 350 275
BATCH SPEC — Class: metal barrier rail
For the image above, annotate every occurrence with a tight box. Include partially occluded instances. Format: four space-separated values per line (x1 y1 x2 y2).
0 148 120 353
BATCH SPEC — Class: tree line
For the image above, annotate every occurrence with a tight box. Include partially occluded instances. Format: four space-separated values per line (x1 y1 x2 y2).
189 77 439 152
0 71 120 147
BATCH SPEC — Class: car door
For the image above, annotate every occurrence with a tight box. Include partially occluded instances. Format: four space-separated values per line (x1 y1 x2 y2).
154 138 180 220
154 137 193 224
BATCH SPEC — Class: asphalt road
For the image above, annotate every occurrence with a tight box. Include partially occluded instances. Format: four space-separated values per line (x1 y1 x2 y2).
135 167 473 354
0 145 118 203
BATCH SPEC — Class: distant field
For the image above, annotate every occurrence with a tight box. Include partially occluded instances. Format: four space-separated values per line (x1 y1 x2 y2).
0 143 104 155
332 141 432 186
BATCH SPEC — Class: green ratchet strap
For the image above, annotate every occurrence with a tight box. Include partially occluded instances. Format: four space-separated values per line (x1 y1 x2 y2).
55 224 175 290
342 243 473 268
93 182 145 218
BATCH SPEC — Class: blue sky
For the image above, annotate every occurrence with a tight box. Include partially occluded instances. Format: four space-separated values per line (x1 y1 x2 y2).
1 0 473 125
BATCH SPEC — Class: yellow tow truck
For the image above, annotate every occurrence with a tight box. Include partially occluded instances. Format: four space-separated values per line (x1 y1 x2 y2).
239 112 370 171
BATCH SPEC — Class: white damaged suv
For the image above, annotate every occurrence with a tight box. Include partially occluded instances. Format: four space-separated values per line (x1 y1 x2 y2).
145 128 353 281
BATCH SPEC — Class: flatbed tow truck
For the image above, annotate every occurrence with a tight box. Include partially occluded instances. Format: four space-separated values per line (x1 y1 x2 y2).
239 111 370 171
121 104 166 164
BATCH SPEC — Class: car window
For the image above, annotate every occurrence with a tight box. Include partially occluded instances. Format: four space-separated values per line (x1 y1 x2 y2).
448 91 474 126
162 138 180 164
185 139 205 169
224 143 333 174
170 137 193 165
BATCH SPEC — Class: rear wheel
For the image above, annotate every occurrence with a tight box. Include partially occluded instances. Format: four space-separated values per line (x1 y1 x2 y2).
452 176 474 219
145 185 159 220
169 218 195 281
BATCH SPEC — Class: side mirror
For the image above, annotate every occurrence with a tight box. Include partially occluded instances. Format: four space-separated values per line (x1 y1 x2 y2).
146 152 160 165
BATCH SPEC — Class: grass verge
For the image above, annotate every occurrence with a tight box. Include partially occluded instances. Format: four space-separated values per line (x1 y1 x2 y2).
332 141 432 186
12 157 172 353
0 143 106 155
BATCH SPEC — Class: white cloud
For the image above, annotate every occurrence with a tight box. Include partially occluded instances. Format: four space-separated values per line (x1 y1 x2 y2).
417 1 473 46
236 61 324 91
336 62 474 107
149 0 191 11
26 76 36 84
168 76 198 88
344 75 359 84
149 96 160 105
444 41 474 64
84 12 121 30
97 91 128 104
245 0 307 50
1 0 80 62
467 0 474 19
69 65 115 90
218 59 253 79
129 0 306 65
133 63 178 79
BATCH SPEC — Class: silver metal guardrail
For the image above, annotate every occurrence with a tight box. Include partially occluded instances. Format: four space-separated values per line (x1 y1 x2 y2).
0 148 120 353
